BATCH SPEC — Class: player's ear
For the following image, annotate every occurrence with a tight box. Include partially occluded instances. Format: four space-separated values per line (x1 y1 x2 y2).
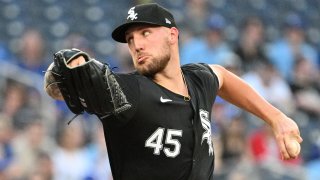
169 27 179 44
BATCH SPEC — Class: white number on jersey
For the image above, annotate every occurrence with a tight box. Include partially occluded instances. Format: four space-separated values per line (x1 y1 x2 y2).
145 127 165 155
145 128 183 158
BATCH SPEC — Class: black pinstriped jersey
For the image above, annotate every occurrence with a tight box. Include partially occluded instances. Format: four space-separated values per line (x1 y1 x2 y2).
100 63 220 180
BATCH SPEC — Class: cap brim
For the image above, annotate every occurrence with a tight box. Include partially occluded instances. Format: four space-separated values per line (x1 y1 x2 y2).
111 21 161 43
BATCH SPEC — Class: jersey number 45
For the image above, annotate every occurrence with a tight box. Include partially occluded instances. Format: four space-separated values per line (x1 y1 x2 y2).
145 127 183 158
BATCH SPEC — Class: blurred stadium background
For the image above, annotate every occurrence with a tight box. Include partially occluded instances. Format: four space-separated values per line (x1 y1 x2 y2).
0 0 319 179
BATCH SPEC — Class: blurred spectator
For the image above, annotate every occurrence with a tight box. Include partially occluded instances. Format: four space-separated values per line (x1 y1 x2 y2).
0 42 12 62
211 96 242 131
87 123 113 180
0 79 44 131
220 116 247 166
0 80 39 130
289 56 320 118
11 120 55 178
213 114 259 180
306 158 320 180
63 33 121 68
211 51 243 132
0 80 27 121
242 61 295 115
182 0 210 36
211 97 228 129
180 13 232 65
110 43 135 73
289 56 320 162
250 125 288 163
15 29 49 75
0 116 14 178
52 119 92 180
211 95 245 179
234 16 270 73
63 33 95 58
220 52 243 76
29 152 54 180
266 13 318 80
247 125 306 179
318 49 320 68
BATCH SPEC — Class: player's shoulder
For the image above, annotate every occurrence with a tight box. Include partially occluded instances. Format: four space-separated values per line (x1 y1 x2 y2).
182 63 219 86
115 71 145 80
114 71 152 91
181 63 215 76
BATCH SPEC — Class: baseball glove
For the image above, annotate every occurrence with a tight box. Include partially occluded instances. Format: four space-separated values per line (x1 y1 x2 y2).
45 48 131 118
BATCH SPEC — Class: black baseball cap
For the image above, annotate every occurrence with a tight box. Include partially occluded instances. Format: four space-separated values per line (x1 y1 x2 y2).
111 3 177 43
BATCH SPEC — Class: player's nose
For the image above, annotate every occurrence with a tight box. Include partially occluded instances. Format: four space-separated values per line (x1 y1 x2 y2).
132 36 145 53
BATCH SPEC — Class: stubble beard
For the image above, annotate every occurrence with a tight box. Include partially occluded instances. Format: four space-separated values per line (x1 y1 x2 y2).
135 42 171 78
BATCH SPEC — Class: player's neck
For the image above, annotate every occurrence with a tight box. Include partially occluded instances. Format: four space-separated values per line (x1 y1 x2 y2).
152 53 180 82
152 64 188 98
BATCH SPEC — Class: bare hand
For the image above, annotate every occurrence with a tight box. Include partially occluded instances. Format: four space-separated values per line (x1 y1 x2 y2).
67 55 86 68
271 115 303 160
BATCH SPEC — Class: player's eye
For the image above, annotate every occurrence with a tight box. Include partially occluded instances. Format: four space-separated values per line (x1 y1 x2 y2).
142 31 150 37
126 37 133 44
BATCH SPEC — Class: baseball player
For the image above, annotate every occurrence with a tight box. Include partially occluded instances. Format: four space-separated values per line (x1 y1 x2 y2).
44 3 302 180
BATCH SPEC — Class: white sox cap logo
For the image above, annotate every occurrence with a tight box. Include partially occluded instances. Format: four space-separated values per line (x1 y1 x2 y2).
127 7 138 20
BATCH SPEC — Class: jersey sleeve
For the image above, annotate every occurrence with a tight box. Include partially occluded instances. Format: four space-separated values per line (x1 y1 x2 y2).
196 63 220 87
198 63 220 99
182 63 220 101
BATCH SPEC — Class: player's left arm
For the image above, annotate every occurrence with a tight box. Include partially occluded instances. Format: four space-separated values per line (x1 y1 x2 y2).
209 64 303 160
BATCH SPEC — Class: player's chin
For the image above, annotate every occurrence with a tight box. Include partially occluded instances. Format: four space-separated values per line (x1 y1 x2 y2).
137 69 154 77
136 66 158 77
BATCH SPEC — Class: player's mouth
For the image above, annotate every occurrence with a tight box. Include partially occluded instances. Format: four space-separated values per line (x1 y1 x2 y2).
137 55 149 64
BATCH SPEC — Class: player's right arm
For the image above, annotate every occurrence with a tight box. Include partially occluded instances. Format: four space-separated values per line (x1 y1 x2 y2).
210 64 302 160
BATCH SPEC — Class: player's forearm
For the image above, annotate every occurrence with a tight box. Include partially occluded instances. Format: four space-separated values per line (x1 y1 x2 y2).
217 67 284 126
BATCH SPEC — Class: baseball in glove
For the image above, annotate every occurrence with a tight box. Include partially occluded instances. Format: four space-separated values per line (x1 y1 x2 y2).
44 48 131 118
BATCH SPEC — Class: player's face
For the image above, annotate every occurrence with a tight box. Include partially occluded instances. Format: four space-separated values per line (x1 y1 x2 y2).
125 24 171 77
